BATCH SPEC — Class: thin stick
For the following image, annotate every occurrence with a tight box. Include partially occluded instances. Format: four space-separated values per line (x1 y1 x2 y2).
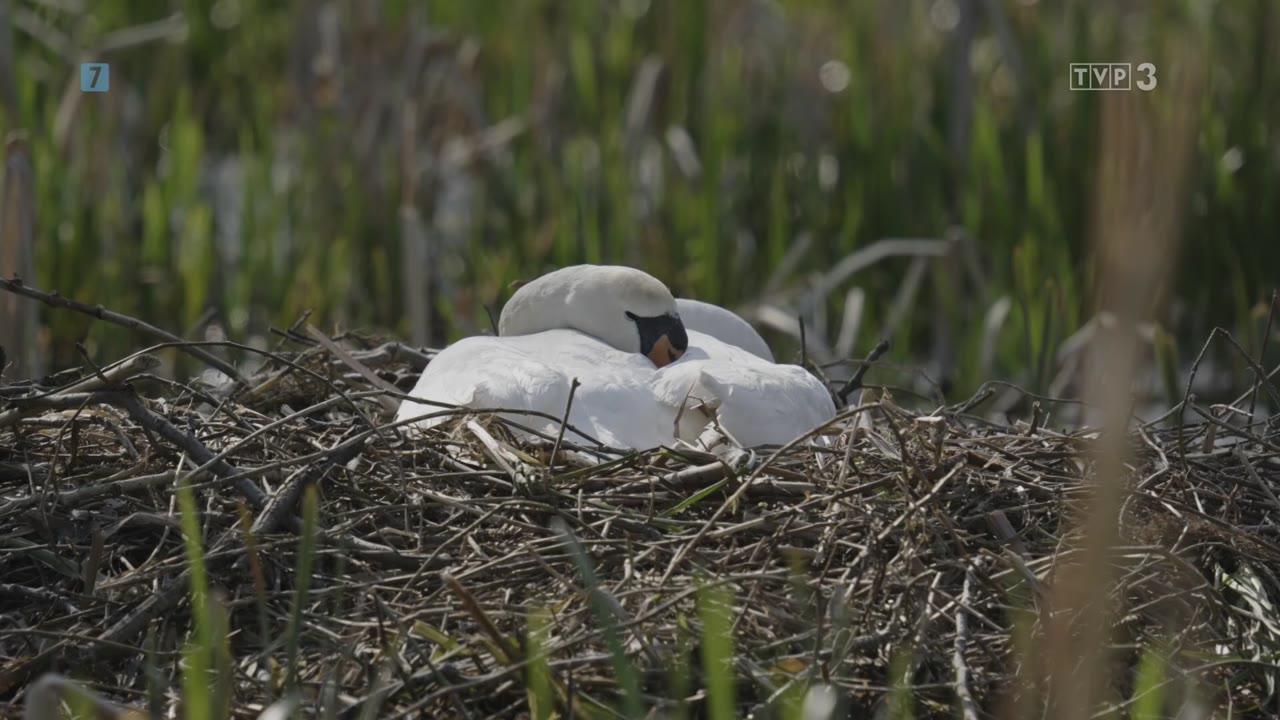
1176 328 1219 470
798 315 808 370
0 276 246 384
444 573 521 663
836 338 890 405
0 354 159 427
112 393 267 509
1233 445 1280 516
1248 289 1278 420
306 325 400 415
483 304 500 335
952 564 980 720
550 378 581 471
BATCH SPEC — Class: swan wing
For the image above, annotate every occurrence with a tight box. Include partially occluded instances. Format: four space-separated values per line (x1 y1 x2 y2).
675 298 774 361
652 331 834 447
396 330 674 449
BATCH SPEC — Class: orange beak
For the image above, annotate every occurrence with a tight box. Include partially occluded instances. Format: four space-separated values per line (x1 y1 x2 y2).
646 334 684 368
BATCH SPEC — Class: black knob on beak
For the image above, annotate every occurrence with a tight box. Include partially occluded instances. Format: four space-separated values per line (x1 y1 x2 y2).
626 311 688 367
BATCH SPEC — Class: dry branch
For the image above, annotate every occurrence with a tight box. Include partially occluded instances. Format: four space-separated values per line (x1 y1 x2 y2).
0 276 245 384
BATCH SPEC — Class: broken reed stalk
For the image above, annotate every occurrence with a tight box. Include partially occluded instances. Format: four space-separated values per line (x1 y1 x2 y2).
549 377 581 471
0 276 245 384
1042 51 1199 720
1248 289 1278 419
836 338 890 405
0 137 39 378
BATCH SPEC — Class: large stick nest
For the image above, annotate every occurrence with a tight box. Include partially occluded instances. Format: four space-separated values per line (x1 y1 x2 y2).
2 334 1279 718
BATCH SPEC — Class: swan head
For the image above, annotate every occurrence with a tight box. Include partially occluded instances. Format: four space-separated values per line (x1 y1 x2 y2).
499 265 688 367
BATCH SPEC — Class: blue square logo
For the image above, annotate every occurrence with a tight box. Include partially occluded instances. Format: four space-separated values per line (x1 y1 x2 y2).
80 63 109 93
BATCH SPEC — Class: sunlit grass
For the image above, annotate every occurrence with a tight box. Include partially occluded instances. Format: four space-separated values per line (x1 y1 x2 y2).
7 1 1275 717
557 518 644 717
176 468 221 717
5 0 1275 397
1131 644 1170 720
697 580 737 720
524 607 556 720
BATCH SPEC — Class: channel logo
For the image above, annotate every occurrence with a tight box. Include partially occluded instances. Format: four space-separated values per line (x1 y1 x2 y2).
1069 63 1157 91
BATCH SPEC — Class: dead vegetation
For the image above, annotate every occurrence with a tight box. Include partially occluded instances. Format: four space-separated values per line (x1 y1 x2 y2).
1 326 1279 718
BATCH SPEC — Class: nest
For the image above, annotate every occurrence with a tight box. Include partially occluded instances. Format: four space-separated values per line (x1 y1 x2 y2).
2 333 1279 718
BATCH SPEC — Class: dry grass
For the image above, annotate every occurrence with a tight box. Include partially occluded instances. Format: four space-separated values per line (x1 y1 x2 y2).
2 327 1278 717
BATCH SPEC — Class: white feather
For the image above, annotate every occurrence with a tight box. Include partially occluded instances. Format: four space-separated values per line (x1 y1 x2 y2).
675 298 774 362
396 266 833 450
651 330 835 448
395 329 675 449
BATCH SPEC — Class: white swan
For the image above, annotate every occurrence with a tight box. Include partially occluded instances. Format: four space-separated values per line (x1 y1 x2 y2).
656 301 835 448
501 265 687 367
395 265 688 448
675 298 774 361
395 264 834 450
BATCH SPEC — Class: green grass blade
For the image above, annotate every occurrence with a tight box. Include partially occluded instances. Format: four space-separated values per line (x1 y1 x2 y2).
668 624 693 720
525 606 555 720
176 471 213 720
285 485 321 692
696 580 735 720
553 518 643 718
663 477 729 517
887 648 914 720
1131 645 1169 720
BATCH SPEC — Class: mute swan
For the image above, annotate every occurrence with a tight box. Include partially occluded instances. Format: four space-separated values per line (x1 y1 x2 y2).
654 303 835 448
501 265 687 367
674 298 774 362
395 265 688 448
396 264 832 451
396 328 676 448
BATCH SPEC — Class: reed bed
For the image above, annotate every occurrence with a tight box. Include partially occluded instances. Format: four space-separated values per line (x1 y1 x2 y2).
2 320 1279 718
8 1 1278 396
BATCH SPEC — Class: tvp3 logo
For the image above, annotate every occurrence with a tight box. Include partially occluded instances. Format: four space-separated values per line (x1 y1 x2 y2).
1069 63 1157 91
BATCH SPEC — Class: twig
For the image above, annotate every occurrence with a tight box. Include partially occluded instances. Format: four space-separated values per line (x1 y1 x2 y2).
836 339 890 405
0 353 160 427
444 573 521 664
112 392 267 508
0 276 246 384
798 315 808 370
1233 445 1280 516
550 378 581 470
1248 289 1278 420
952 564 980 720
306 325 400 415
483 304 500 336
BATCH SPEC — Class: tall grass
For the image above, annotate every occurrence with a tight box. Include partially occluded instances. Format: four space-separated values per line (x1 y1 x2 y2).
3 0 1276 397
166 473 319 719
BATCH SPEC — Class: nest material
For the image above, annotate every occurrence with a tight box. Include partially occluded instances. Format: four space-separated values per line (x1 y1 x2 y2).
1 337 1279 718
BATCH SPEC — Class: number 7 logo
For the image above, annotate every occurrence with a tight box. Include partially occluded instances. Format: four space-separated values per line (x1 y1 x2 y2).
80 63 109 93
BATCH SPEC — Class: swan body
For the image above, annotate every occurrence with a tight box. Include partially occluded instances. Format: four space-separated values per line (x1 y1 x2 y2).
675 298 774 362
652 330 835 448
395 264 833 450
396 265 688 448
394 329 675 448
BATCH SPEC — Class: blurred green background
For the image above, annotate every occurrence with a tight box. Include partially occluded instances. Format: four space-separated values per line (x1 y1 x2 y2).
2 0 1277 405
